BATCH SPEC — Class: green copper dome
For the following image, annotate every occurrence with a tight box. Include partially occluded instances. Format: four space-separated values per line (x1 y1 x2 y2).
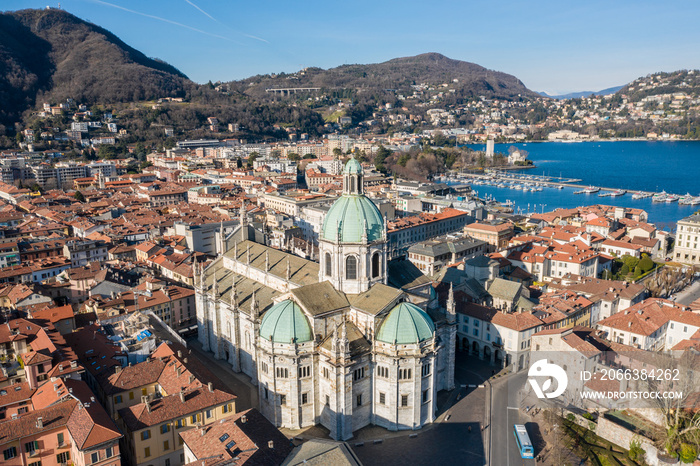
343 157 363 174
376 302 435 345
259 300 313 343
321 195 384 243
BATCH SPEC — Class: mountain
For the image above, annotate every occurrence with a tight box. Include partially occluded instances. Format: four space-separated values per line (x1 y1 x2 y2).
231 52 539 100
0 8 191 126
539 85 624 100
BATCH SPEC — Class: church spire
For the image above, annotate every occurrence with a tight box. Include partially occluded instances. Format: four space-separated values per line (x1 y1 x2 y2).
240 201 249 242
219 220 225 255
447 282 456 324
250 290 258 318
286 257 291 290
340 319 350 358
230 278 237 308
211 272 219 298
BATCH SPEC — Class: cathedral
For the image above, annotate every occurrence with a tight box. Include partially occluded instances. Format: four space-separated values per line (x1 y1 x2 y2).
195 157 456 440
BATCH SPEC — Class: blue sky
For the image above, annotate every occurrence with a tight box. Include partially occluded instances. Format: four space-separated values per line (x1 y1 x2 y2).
4 0 700 94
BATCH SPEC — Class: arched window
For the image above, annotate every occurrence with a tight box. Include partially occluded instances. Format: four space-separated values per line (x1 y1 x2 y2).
346 255 357 280
350 177 356 193
325 252 332 277
371 252 380 278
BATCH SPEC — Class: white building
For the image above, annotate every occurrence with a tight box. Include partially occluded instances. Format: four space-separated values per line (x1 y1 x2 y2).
456 301 544 372
673 213 700 265
196 158 456 440
596 298 699 350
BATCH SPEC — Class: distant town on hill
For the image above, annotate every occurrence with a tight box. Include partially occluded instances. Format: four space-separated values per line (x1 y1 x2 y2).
1 8 700 152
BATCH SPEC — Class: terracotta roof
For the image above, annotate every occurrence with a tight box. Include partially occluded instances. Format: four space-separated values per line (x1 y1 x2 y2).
118 387 236 431
457 302 544 332
601 239 642 250
0 398 76 444
0 382 35 407
465 221 513 233
596 298 697 337
107 358 167 394
180 408 293 466
22 350 53 366
64 379 122 449
29 304 74 323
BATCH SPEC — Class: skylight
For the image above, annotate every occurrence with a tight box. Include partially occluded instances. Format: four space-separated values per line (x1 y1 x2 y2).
219 433 229 442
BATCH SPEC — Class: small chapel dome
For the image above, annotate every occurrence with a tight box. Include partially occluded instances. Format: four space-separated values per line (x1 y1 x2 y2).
259 299 313 343
376 302 435 345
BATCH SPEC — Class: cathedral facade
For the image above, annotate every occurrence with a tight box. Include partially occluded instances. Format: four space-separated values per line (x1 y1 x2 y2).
196 158 456 440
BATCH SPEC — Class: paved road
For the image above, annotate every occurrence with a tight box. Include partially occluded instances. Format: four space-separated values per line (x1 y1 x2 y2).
186 338 259 410
675 279 700 306
490 372 537 466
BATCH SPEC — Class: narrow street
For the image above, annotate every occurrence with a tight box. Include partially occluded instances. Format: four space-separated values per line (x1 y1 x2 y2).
186 337 260 411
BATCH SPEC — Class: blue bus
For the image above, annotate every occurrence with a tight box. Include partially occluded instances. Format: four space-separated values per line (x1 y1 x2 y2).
513 424 534 459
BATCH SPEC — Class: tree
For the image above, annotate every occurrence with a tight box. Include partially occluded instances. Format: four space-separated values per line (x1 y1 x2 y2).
332 147 343 157
680 443 697 463
628 438 645 462
247 152 260 167
287 152 301 162
620 264 630 276
639 255 654 273
374 145 391 173
97 144 118 160
74 190 85 202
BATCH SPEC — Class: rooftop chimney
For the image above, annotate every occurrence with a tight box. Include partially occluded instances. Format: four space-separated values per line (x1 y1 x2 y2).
36 417 43 429
184 358 188 364
177 350 183 358
179 391 185 403
208 382 213 392
268 441 274 449
241 414 247 424
115 365 122 374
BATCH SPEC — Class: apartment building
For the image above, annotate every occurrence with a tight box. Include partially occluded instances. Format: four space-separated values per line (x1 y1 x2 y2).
463 221 514 253
388 208 474 258
63 239 109 267
407 233 487 275
673 213 700 265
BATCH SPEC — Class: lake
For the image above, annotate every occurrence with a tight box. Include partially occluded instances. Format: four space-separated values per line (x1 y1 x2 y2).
465 141 700 229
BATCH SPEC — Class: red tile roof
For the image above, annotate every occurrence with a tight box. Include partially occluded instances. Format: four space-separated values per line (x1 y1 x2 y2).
180 409 293 466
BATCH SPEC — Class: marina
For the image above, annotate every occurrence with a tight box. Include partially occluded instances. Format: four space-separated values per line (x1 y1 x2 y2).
450 141 700 227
